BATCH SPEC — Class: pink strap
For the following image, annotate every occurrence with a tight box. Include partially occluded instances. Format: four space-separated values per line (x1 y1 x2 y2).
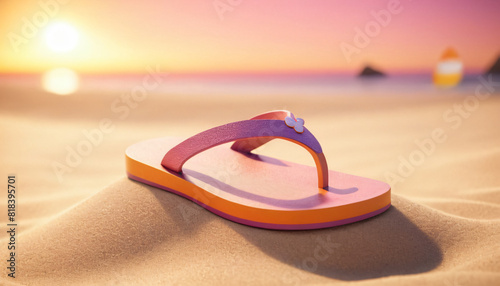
231 110 292 153
161 111 329 189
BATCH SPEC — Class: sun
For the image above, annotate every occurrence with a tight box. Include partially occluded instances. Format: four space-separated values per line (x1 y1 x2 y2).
44 22 79 53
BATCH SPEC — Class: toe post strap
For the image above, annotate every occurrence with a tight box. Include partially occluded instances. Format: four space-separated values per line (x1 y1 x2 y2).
161 110 329 190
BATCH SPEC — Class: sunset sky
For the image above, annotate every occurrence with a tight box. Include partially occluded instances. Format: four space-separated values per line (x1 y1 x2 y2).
1 0 499 75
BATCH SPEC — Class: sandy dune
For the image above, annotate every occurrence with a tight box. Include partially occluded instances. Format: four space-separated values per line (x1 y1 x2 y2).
1 78 499 285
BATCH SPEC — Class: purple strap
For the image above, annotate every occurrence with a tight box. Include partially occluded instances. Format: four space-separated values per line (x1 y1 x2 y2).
161 116 329 189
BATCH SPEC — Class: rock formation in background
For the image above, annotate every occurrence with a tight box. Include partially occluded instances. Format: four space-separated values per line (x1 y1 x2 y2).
485 55 500 75
358 65 385 77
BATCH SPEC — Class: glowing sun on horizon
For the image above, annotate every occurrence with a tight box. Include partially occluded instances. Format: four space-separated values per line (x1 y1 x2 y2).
44 22 79 53
42 68 79 95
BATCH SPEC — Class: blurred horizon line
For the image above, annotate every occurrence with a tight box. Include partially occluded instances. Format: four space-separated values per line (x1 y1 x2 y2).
0 68 488 78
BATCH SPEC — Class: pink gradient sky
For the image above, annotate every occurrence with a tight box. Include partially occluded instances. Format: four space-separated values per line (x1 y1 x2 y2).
1 0 499 74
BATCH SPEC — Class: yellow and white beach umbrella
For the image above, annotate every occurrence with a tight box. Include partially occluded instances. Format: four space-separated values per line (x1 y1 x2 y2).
433 48 463 87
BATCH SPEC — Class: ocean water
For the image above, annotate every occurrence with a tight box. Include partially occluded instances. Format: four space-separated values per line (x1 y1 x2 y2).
79 73 494 96
1 73 497 96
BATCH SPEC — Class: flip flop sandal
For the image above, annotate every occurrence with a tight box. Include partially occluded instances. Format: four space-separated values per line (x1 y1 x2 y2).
126 110 391 230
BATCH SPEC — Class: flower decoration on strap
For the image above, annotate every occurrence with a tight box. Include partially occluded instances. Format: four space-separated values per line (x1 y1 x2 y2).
284 113 305 134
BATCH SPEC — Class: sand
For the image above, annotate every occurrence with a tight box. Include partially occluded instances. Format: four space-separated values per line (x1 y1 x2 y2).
1 77 500 285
